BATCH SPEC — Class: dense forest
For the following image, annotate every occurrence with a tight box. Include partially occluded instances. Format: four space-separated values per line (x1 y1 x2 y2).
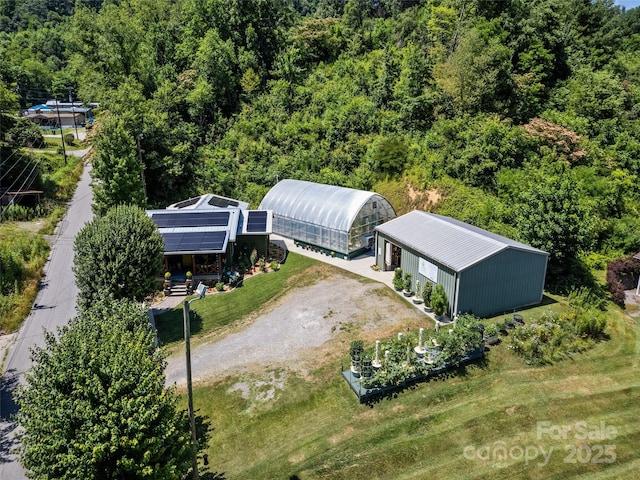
2 0 640 291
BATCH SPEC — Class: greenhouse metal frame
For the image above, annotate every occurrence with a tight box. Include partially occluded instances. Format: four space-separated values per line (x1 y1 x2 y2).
259 179 396 258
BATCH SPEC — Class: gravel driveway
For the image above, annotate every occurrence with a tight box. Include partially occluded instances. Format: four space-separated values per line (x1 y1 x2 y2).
164 274 425 388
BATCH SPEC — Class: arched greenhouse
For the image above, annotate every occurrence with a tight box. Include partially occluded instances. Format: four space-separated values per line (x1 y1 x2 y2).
259 179 396 259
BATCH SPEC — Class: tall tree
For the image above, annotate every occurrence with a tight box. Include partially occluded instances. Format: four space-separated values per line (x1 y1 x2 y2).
15 297 193 480
515 165 593 283
91 115 147 215
73 204 164 308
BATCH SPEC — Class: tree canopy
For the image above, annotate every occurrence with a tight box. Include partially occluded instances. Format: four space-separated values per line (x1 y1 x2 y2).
3 0 640 290
15 297 192 480
73 205 164 308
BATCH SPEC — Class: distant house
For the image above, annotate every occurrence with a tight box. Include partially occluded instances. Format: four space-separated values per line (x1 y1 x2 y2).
23 100 94 128
147 194 272 280
259 179 396 259
25 111 86 129
374 211 549 317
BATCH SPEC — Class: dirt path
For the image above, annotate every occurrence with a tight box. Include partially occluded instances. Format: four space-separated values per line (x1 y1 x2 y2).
164 274 426 388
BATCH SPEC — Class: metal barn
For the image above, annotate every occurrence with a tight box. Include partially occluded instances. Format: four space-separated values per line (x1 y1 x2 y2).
259 179 396 258
374 211 549 317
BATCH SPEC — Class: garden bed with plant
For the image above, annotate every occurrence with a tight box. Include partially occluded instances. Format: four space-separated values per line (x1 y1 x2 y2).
509 287 607 365
343 313 485 403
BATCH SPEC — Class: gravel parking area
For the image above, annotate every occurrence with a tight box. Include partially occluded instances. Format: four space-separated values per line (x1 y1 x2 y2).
164 274 426 388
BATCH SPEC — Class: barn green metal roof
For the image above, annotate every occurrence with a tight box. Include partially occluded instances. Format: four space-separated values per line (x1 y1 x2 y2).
374 210 548 272
259 179 394 232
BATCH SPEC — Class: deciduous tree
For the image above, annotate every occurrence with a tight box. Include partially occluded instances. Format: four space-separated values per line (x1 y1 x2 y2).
91 115 147 215
16 297 193 480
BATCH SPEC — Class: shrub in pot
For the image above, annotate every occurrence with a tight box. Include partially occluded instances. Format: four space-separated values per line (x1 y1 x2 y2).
350 340 364 375
422 281 433 311
403 272 413 296
483 324 500 345
413 280 423 304
393 268 403 291
431 284 448 318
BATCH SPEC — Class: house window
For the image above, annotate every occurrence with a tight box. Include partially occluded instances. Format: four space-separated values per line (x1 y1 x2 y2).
372 201 377 209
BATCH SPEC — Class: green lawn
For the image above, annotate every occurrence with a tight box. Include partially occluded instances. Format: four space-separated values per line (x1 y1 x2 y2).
158 254 640 479
155 253 318 350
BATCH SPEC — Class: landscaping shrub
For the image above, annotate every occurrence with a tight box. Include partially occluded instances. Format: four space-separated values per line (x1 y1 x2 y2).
392 268 403 290
510 307 606 366
63 133 75 145
0 246 23 295
606 256 640 307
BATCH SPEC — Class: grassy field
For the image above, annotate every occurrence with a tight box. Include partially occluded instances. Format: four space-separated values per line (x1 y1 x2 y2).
163 252 640 479
0 153 83 333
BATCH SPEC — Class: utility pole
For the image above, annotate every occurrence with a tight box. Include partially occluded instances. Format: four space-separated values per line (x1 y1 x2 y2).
182 283 206 480
55 98 67 165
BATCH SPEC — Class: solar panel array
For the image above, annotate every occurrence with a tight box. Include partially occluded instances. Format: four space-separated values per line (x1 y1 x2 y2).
172 197 200 209
151 211 230 228
207 196 239 208
162 231 227 252
246 210 268 232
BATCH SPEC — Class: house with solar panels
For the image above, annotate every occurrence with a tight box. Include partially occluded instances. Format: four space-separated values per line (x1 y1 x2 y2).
374 211 549 317
147 194 272 281
259 179 396 259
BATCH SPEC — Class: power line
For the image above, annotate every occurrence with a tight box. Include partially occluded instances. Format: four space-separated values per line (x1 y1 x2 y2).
0 152 38 194
0 150 22 182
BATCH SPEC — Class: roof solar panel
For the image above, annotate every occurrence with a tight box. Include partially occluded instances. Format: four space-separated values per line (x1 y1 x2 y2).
152 211 230 228
161 231 227 252
246 211 268 233
208 196 239 208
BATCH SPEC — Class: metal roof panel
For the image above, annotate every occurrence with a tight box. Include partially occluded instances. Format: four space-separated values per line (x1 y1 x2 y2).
375 211 548 272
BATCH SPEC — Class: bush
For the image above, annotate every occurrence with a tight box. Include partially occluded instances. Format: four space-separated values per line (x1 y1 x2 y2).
568 286 607 311
606 256 640 307
402 272 412 292
422 281 433 307
63 133 75 146
510 307 606 366
431 284 448 316
392 268 403 290
0 246 24 296
73 205 164 308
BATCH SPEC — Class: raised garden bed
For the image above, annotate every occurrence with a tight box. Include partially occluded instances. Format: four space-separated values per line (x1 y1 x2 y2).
342 346 485 403
342 314 486 403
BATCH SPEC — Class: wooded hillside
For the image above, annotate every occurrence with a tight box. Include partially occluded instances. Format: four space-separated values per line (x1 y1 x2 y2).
2 0 640 290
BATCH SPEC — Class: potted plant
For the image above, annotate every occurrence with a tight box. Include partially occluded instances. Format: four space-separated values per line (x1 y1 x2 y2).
250 248 258 272
361 354 373 379
402 272 413 297
185 271 193 294
350 340 364 376
163 271 172 296
483 323 500 345
422 281 433 312
413 280 423 304
431 284 448 320
393 268 403 291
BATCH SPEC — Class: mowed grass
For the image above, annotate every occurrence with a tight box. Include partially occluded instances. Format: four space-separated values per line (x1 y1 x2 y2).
163 254 640 479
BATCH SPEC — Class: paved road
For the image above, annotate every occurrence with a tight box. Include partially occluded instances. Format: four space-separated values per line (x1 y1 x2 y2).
0 163 93 478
